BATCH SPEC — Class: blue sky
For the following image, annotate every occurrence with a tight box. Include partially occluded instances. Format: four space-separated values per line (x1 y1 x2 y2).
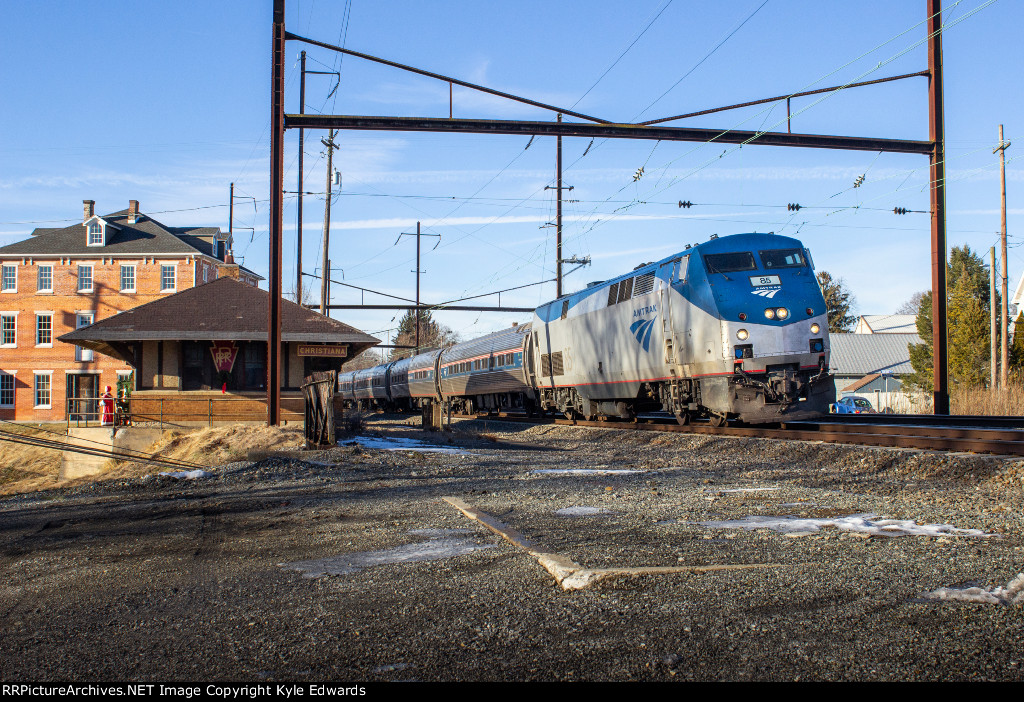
2 0 1021 344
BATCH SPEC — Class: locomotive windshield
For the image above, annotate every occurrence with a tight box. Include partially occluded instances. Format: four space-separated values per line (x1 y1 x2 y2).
703 251 756 274
759 248 807 269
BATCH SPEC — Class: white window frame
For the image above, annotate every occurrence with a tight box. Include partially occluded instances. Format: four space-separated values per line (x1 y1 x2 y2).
35 312 53 347
1 264 16 293
75 312 95 362
120 264 136 293
0 312 16 348
33 372 53 409
77 264 94 293
0 370 15 408
87 222 104 246
160 264 177 292
37 264 53 293
116 369 134 393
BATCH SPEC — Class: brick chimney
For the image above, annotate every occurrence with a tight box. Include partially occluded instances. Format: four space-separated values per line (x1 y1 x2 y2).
218 250 240 280
128 200 139 224
83 200 95 222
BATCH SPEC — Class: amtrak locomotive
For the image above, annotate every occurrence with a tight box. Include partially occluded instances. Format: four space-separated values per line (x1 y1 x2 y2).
338 232 835 424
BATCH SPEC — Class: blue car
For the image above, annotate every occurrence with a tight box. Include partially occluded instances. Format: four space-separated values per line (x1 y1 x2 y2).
831 395 876 414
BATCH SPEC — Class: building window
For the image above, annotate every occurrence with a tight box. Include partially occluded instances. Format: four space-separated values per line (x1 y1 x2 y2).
34 373 51 408
120 265 136 292
78 265 93 293
1 265 15 292
160 264 176 292
1 314 15 347
0 372 13 408
75 313 94 362
87 222 103 246
37 265 53 293
36 313 52 346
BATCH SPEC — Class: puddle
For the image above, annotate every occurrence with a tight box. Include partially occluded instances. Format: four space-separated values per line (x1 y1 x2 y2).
691 514 994 538
921 573 1024 605
341 436 472 455
158 470 213 480
282 528 495 578
554 506 611 517
532 469 644 475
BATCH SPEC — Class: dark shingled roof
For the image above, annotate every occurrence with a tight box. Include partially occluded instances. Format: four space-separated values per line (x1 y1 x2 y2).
59 277 379 363
3 209 263 280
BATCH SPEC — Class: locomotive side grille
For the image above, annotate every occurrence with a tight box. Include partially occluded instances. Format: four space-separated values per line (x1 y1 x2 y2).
540 351 564 376
632 272 655 296
617 277 633 303
607 282 619 306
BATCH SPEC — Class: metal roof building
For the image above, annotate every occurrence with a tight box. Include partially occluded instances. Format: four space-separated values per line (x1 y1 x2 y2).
829 332 922 377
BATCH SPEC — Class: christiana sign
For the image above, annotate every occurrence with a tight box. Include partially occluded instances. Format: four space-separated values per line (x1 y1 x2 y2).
297 344 348 358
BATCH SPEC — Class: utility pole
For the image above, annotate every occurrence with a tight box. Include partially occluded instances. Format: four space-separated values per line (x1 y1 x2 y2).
397 222 440 353
229 182 234 244
996 124 1011 387
297 50 306 305
543 114 577 298
320 128 338 315
991 246 998 388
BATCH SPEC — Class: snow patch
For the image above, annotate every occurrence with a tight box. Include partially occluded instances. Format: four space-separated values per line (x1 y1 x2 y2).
922 573 1024 605
721 487 781 493
555 506 611 517
532 469 644 475
281 529 495 578
341 436 471 455
158 470 213 480
693 513 993 538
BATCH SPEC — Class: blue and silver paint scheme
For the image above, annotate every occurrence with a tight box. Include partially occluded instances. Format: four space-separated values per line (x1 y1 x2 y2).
530 232 834 422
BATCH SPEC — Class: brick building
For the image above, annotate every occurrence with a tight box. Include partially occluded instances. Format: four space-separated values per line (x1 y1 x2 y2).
0 199 260 422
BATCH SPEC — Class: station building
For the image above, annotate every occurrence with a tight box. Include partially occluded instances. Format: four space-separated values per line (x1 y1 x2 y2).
59 276 379 424
0 199 260 422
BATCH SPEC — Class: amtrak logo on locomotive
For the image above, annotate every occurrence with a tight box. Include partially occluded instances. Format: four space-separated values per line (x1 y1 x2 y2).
630 316 658 352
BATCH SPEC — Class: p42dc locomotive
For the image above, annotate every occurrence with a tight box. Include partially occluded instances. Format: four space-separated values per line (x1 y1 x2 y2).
339 232 835 424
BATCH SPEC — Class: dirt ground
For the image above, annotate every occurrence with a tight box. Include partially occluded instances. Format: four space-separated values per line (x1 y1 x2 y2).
1 417 1021 682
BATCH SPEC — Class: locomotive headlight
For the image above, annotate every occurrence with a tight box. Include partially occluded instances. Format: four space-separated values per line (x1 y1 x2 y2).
810 323 820 334
764 308 776 320
776 307 790 320
736 329 749 340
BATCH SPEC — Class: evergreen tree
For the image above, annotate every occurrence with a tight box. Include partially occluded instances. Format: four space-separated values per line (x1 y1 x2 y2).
816 271 856 333
388 309 458 361
905 245 1000 392
1009 312 1024 378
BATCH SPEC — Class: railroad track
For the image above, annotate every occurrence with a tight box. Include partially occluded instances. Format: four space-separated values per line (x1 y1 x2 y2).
447 412 1024 457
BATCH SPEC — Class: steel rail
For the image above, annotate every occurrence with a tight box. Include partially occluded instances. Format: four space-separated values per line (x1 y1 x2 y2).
444 413 1024 457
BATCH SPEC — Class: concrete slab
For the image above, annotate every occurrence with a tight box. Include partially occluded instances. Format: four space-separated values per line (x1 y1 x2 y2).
61 428 115 480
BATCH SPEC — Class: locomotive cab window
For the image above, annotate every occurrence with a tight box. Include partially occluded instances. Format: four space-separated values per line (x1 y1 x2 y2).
703 252 756 274
759 248 807 269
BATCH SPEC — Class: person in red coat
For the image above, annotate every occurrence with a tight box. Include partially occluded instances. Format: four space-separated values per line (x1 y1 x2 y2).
100 386 114 426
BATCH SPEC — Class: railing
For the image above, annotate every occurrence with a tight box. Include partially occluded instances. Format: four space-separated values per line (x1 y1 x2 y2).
124 396 307 429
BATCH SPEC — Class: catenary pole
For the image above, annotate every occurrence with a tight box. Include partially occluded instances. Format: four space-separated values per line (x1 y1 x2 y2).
268 0 286 425
927 0 949 415
297 50 306 305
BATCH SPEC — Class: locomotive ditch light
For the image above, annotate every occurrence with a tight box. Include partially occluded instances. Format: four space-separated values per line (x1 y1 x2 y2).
810 323 820 334
736 329 749 340
764 308 776 320
776 307 790 320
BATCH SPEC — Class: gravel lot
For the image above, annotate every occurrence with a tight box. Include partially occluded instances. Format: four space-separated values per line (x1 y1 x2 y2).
1 416 1022 682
